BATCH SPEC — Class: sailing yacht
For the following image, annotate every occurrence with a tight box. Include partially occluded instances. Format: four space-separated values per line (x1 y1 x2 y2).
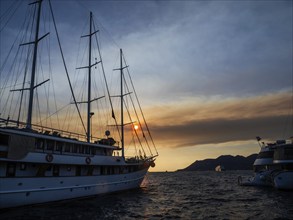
0 0 158 208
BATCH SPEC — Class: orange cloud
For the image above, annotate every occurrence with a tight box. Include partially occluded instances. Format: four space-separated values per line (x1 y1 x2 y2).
144 91 292 148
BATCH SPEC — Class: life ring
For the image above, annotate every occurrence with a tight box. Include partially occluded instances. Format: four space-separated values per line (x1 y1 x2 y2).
85 157 91 164
46 154 53 162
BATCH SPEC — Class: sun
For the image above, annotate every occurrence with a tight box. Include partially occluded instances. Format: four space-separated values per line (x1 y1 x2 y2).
134 124 139 130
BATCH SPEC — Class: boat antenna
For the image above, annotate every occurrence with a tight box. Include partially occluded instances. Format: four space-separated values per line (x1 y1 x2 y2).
256 136 262 148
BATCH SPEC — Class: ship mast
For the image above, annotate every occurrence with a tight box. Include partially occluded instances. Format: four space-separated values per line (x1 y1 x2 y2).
120 49 125 158
87 12 93 143
77 12 100 142
116 49 129 158
26 0 42 129
113 49 128 158
24 0 50 129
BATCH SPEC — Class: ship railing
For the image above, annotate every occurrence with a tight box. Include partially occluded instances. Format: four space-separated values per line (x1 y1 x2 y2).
0 117 105 143
125 155 156 164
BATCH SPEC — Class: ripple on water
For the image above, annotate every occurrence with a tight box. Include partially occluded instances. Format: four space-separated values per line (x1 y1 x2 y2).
1 171 293 219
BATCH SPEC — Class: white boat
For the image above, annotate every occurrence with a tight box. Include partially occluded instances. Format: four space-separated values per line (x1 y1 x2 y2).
215 165 225 172
272 141 293 190
0 0 158 208
238 138 293 190
246 141 276 187
238 144 275 187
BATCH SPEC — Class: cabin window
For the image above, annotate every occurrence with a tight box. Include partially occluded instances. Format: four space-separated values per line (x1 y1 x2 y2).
257 151 274 159
20 163 26 171
285 164 293 170
0 151 7 158
72 145 78 153
76 166 81 176
0 133 9 146
53 165 59 176
56 142 63 152
78 145 84 154
6 163 16 177
65 143 71 152
85 146 90 154
285 147 293 160
87 166 94 176
36 139 44 150
46 140 54 151
123 167 128 174
101 166 105 175
94 149 102 155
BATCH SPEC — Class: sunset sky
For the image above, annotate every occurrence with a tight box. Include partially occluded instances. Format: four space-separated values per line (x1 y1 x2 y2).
1 0 292 171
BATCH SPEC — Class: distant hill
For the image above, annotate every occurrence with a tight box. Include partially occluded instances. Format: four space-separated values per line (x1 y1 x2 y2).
178 154 258 171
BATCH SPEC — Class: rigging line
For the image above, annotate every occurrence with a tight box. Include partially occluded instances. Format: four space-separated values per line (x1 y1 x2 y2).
46 12 61 130
93 21 121 139
35 87 42 127
74 2 120 50
123 56 158 156
1 40 24 115
17 46 32 125
0 4 34 112
48 0 86 134
17 4 36 125
39 10 54 128
122 72 153 156
0 81 31 90
36 103 70 125
39 53 52 128
73 33 88 93
133 132 138 157
0 0 17 20
0 3 32 81
92 14 120 50
123 98 146 156
73 29 88 111
0 0 22 33
72 16 88 97
12 91 22 119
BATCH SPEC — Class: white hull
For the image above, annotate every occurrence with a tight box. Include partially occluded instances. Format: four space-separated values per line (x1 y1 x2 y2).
238 170 273 187
273 171 293 190
0 1 159 210
0 168 148 208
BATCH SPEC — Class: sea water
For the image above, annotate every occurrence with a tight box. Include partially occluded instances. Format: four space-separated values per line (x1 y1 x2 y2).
1 171 293 219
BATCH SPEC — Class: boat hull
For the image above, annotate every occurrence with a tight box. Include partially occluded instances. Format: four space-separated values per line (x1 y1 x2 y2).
0 168 149 209
273 171 293 190
238 170 273 187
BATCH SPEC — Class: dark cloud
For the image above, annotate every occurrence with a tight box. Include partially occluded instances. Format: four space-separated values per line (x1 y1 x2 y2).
147 91 293 148
151 114 292 148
